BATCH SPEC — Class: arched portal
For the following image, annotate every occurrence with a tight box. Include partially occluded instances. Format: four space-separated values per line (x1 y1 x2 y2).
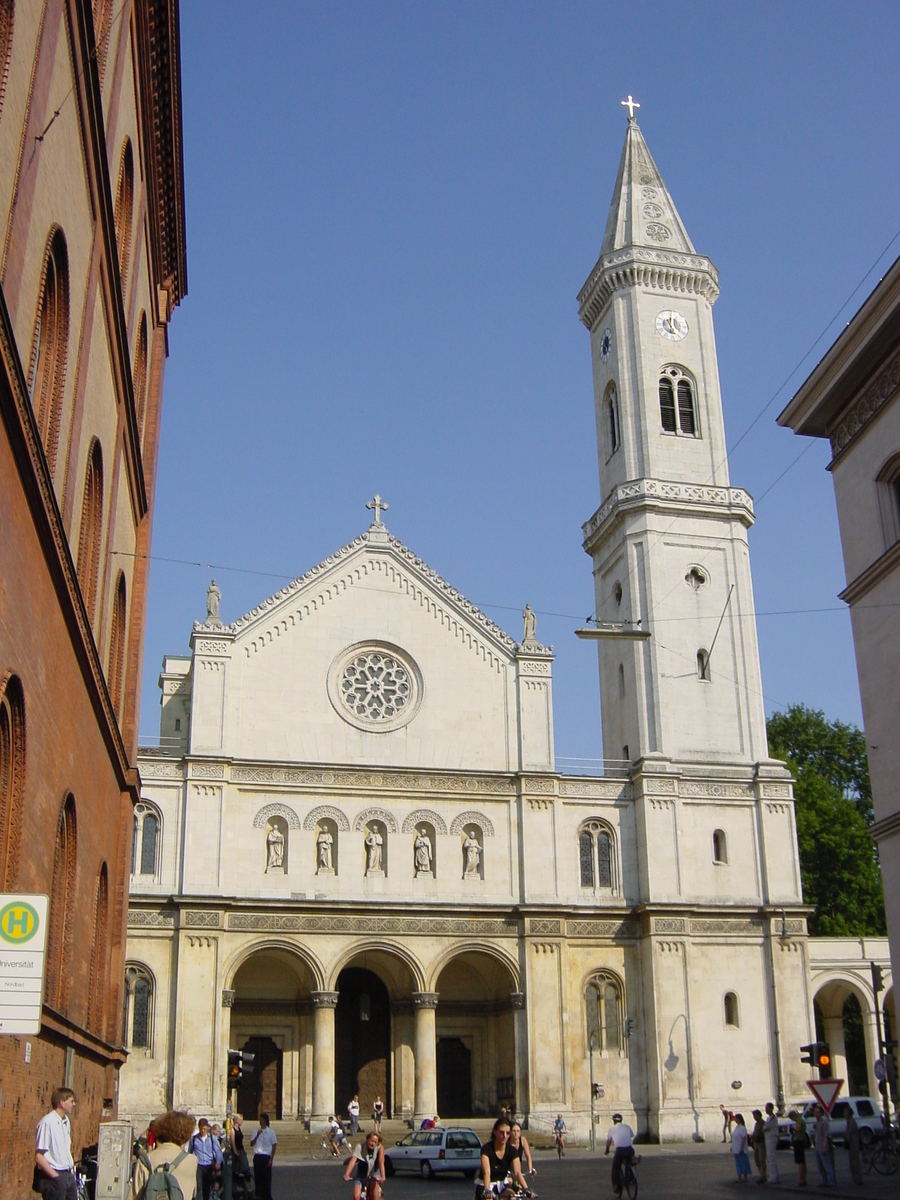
434 950 520 1117
814 978 873 1097
230 948 319 1120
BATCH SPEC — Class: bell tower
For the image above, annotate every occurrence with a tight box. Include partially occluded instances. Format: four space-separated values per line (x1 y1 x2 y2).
579 104 768 769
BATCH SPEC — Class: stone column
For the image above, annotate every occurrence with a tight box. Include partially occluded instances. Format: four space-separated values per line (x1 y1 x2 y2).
311 991 338 1128
413 992 439 1121
510 991 528 1118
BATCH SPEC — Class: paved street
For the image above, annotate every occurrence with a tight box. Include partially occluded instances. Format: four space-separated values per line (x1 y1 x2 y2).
271 1144 897 1199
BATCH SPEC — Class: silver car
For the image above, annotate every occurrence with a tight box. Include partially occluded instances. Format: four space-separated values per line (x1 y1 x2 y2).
384 1127 482 1179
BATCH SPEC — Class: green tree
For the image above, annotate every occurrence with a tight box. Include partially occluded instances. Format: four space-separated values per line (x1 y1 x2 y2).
767 704 885 937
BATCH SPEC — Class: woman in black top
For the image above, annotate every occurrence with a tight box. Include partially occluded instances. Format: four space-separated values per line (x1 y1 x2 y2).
508 1123 534 1176
477 1118 528 1200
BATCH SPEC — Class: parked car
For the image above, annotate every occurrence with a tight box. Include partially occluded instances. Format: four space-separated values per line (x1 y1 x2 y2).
384 1127 482 1178
778 1097 885 1146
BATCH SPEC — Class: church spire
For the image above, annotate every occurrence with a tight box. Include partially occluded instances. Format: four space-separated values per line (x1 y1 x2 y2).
599 106 695 258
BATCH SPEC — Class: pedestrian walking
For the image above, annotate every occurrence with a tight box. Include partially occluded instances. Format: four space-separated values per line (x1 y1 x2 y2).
372 1095 384 1133
731 1114 752 1183
763 1102 779 1185
348 1094 360 1135
34 1088 77 1200
134 1111 198 1200
189 1118 223 1200
251 1112 277 1200
813 1105 835 1188
750 1109 767 1183
788 1108 807 1187
721 1104 733 1143
843 1106 863 1186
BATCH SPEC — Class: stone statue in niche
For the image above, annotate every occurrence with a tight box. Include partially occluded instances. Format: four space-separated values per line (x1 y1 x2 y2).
365 826 384 874
414 827 433 877
463 830 482 878
266 822 285 872
206 579 222 625
522 603 537 642
317 827 334 873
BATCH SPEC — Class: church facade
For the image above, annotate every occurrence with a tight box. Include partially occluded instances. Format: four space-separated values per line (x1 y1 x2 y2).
119 114 889 1140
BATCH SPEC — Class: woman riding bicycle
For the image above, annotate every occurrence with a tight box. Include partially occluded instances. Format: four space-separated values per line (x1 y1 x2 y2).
477 1117 529 1200
508 1123 535 1178
343 1130 385 1200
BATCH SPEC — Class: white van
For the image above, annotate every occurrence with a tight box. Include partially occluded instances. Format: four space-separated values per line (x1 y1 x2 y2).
780 1097 885 1146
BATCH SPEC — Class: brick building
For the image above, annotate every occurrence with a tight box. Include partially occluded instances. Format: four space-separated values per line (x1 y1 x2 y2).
0 2 185 1194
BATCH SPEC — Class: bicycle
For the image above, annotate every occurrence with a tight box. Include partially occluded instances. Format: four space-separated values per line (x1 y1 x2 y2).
862 1128 899 1176
311 1133 347 1160
612 1153 640 1200
554 1131 565 1160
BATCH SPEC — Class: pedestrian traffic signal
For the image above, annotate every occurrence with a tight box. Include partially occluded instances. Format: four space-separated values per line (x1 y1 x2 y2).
800 1042 830 1071
624 1017 635 1038
591 1082 601 1099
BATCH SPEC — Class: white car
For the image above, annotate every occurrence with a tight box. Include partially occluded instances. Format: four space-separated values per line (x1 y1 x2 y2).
778 1097 885 1146
384 1127 482 1179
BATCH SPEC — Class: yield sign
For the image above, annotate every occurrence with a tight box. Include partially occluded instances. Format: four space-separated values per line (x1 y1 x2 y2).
806 1078 845 1113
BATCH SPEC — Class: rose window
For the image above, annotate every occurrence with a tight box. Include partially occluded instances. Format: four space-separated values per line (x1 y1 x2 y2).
340 652 411 721
328 642 423 732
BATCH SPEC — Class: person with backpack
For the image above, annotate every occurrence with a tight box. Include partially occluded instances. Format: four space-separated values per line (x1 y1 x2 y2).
189 1119 223 1200
133 1111 199 1200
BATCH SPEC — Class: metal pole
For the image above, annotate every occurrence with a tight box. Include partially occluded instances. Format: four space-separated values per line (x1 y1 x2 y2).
589 1034 596 1152
871 962 893 1134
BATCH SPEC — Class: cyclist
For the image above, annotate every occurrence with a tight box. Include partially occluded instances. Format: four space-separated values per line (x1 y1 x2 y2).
343 1130 385 1200
327 1115 348 1157
604 1113 635 1198
509 1122 535 1177
553 1114 567 1158
477 1117 529 1200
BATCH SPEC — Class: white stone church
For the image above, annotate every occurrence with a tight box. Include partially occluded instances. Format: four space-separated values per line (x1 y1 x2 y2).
119 112 893 1141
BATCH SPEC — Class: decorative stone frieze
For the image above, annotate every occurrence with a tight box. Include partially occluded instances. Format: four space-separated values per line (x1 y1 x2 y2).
221 990 235 1008
449 811 495 837
412 992 439 1009
566 919 636 938
529 919 561 935
302 805 351 832
128 909 176 927
583 480 754 548
226 913 516 936
830 352 900 461
311 990 339 1008
184 911 220 928
400 810 448 836
252 802 301 830
352 807 399 833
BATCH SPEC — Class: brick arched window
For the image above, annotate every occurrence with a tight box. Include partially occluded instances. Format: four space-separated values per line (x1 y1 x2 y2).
87 864 109 1035
133 311 148 436
107 572 127 716
0 673 25 889
30 228 70 473
92 0 113 85
0 3 14 124
77 439 104 619
114 139 134 291
46 795 77 1010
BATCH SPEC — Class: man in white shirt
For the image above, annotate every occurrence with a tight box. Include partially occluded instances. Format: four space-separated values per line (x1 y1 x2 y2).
35 1088 77 1200
347 1095 360 1135
604 1113 635 1198
250 1112 277 1200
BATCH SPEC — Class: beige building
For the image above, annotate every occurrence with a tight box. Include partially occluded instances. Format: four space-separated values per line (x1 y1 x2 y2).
120 112 892 1141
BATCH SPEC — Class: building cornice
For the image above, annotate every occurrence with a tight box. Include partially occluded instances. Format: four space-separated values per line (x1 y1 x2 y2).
582 478 755 551
578 246 719 331
838 537 900 606
828 349 900 465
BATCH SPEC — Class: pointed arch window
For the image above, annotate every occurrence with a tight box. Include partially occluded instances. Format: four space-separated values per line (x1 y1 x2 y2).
579 820 616 891
586 973 625 1055
0 674 25 890
659 366 699 438
605 382 620 458
46 795 77 1011
77 440 104 620
30 228 70 473
86 865 109 1036
123 963 154 1052
133 312 148 436
108 572 127 718
131 802 160 878
114 139 134 291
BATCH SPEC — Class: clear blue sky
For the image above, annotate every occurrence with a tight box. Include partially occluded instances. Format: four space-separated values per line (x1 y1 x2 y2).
140 1 900 767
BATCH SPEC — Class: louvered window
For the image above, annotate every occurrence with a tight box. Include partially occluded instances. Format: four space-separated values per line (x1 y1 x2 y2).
659 367 699 437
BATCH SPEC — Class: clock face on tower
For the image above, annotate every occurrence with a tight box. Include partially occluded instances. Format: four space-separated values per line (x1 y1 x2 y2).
655 310 688 341
600 328 612 362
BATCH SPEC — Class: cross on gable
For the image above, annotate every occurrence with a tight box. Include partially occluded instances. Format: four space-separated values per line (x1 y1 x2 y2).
621 95 640 121
366 494 389 525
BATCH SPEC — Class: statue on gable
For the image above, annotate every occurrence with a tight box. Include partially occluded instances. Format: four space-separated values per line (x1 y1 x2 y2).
522 603 537 643
206 579 222 626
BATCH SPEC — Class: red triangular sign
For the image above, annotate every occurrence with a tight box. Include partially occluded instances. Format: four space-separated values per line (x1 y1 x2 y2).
807 1078 844 1113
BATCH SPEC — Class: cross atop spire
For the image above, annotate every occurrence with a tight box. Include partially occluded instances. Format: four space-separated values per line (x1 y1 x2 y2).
621 94 640 122
366 494 389 525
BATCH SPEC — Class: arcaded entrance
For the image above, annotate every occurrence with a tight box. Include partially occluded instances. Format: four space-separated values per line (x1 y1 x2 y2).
335 968 391 1119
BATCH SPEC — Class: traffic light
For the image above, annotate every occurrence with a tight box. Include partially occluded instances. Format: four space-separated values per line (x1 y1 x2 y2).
800 1042 830 1073
624 1017 635 1038
227 1049 255 1089
591 1082 601 1099
872 962 884 992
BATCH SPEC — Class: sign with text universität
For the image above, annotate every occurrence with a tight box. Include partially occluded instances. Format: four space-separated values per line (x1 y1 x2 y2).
0 895 49 1035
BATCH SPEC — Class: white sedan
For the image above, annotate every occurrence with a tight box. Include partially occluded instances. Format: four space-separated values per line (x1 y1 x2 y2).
384 1127 482 1179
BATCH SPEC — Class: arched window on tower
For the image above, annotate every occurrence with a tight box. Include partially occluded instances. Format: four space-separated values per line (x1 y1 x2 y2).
123 963 154 1052
586 973 625 1055
133 312 148 437
108 572 127 718
579 820 616 891
659 366 699 438
77 440 104 620
713 829 728 864
131 803 160 879
724 991 740 1028
30 228 70 474
114 139 134 292
697 648 711 681
605 382 620 458
0 674 25 890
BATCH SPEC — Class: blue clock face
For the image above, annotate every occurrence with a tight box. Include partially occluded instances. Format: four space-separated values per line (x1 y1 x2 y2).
600 328 612 362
